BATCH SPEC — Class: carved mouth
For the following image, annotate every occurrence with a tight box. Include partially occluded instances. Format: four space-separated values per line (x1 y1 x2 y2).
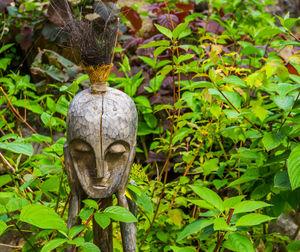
93 185 107 189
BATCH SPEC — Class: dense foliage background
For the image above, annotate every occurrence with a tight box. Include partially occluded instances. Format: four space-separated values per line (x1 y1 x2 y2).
0 0 300 251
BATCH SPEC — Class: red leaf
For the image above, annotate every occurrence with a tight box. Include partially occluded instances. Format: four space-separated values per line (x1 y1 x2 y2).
120 6 142 31
175 3 194 11
286 63 300 76
175 11 189 23
157 14 179 31
20 27 33 51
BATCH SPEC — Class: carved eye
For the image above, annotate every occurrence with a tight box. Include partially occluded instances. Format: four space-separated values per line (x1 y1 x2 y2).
74 142 92 153
107 143 126 155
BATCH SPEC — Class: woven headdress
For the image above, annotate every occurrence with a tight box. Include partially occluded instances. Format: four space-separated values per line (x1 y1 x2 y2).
49 0 119 93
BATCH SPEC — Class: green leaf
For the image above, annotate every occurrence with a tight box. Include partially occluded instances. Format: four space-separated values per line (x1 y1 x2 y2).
274 170 291 189
168 209 183 227
203 158 219 176
138 56 156 68
224 76 246 88
0 220 7 236
233 201 271 214
82 199 99 210
127 184 153 214
214 218 234 231
172 22 189 39
139 40 170 49
154 24 172 39
68 225 85 239
189 185 224 212
284 18 299 30
0 174 12 187
80 242 101 252
288 145 300 190
287 241 300 252
0 141 33 156
0 43 14 54
236 213 274 226
188 199 214 210
176 219 214 242
41 238 67 252
223 233 254 252
20 204 68 233
273 95 294 110
104 206 137 223
224 196 245 209
262 132 283 151
94 212 111 229
170 246 195 252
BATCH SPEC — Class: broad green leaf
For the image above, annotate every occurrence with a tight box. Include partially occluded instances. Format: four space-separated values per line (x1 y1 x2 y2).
138 56 156 68
20 204 68 233
273 95 294 110
214 218 235 231
224 196 246 209
236 213 274 226
188 199 214 210
67 237 85 247
82 199 99 210
154 24 172 39
284 18 299 30
80 242 101 252
41 238 67 252
233 201 271 214
170 246 195 252
189 185 224 211
224 76 246 87
203 158 219 176
0 141 33 156
0 220 7 236
168 209 183 227
104 206 137 223
287 240 300 252
0 43 14 54
68 225 85 239
223 233 254 252
127 184 153 214
172 22 189 39
274 170 291 189
176 219 214 242
0 174 12 187
262 132 283 151
94 212 111 229
287 145 300 190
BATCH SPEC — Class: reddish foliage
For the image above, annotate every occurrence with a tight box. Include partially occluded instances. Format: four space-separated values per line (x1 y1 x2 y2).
157 14 179 30
175 3 194 11
120 6 142 32
286 63 300 76
146 2 166 14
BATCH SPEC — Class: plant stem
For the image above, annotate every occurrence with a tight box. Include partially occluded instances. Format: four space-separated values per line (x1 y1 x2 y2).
213 208 235 252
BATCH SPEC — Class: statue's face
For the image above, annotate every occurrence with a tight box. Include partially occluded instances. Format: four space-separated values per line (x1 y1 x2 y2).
66 88 137 198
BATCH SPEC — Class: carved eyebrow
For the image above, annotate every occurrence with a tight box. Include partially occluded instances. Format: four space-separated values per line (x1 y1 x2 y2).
108 143 126 154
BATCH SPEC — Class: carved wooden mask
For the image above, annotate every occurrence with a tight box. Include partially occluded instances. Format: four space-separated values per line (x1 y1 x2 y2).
65 87 138 198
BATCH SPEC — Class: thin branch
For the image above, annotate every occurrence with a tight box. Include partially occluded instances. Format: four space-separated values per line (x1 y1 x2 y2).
213 208 235 252
0 243 22 249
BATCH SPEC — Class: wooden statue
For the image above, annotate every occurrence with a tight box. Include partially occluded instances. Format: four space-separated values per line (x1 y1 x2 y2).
64 68 138 252
50 0 138 250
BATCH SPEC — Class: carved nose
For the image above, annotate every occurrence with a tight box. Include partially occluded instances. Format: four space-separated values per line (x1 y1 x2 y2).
96 158 104 178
